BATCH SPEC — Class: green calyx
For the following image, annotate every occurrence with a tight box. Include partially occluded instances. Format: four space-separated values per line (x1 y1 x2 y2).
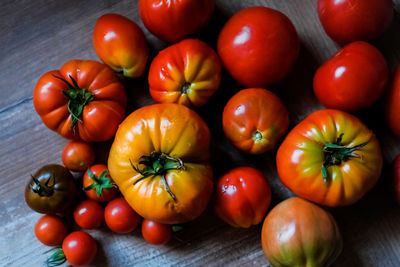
321 133 368 184
129 152 185 201
252 130 263 142
181 81 192 95
83 168 114 197
30 173 55 197
53 75 95 129
45 247 66 267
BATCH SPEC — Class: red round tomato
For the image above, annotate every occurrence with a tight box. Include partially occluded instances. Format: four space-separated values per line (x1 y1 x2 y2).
391 154 400 205
93 13 148 78
35 215 68 246
141 219 172 245
73 200 104 229
149 39 221 107
385 66 400 137
213 167 272 228
83 165 118 202
104 197 141 234
62 141 95 172
33 60 127 142
318 0 394 44
222 88 289 154
139 0 214 43
313 41 389 111
217 6 299 87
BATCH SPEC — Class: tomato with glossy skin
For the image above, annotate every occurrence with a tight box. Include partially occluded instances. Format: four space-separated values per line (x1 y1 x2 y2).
73 200 104 229
142 219 172 245
385 66 400 137
104 198 141 234
223 88 289 154
214 167 271 228
139 0 214 43
33 60 127 142
62 141 95 172
318 0 394 45
277 109 383 207
35 215 68 246
93 14 148 78
262 197 343 267
25 164 77 214
217 6 299 87
313 41 389 111
108 104 213 224
149 39 221 107
391 154 400 205
83 164 118 202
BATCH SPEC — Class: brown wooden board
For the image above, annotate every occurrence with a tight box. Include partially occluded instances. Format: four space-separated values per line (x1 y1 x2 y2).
1 0 400 266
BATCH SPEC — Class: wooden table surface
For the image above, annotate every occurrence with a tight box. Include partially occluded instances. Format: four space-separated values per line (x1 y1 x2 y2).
1 0 400 266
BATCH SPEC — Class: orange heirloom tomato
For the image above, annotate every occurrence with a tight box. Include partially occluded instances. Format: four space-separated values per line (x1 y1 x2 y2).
33 60 127 142
108 104 213 224
277 109 383 207
262 197 343 267
223 88 289 154
149 39 221 108
93 14 148 78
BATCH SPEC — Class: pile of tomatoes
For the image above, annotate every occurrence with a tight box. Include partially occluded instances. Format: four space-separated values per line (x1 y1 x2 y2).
26 0 400 266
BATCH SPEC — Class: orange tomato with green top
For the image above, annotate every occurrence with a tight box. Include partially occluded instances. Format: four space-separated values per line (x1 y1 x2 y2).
276 109 382 206
93 14 148 78
149 39 221 108
107 103 213 224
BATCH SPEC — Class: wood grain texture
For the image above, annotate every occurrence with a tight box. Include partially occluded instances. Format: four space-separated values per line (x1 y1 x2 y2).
1 0 400 266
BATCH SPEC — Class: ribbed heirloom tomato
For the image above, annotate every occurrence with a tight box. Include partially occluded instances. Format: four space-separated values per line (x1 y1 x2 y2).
33 60 127 142
139 0 214 43
149 39 221 107
223 88 289 154
277 109 383 206
93 14 148 78
108 104 213 224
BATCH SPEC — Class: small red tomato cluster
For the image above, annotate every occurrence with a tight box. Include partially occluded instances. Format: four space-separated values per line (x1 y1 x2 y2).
27 0 400 266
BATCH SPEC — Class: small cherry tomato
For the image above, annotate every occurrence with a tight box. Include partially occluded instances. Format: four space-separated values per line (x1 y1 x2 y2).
35 215 68 246
391 154 400 206
73 200 104 229
213 167 272 228
47 231 97 266
217 6 299 87
313 41 389 111
104 197 141 234
141 219 172 245
222 88 289 154
83 165 118 202
139 0 214 43
93 13 148 78
149 39 221 107
62 141 95 172
318 0 394 44
385 66 400 137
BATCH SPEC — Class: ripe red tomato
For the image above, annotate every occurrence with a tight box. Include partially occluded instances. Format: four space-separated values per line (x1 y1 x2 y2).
35 215 68 246
141 219 172 245
385 66 400 137
149 39 221 107
83 165 118 202
217 6 299 87
93 14 148 78
33 60 127 142
222 88 289 154
139 0 214 43
62 141 95 172
104 197 141 234
391 154 400 205
73 200 104 229
213 167 272 228
313 41 389 111
318 0 394 44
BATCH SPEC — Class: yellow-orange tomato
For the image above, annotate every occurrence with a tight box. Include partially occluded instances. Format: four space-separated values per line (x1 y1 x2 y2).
149 39 221 108
108 104 213 224
277 109 382 206
93 14 148 78
262 197 342 267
